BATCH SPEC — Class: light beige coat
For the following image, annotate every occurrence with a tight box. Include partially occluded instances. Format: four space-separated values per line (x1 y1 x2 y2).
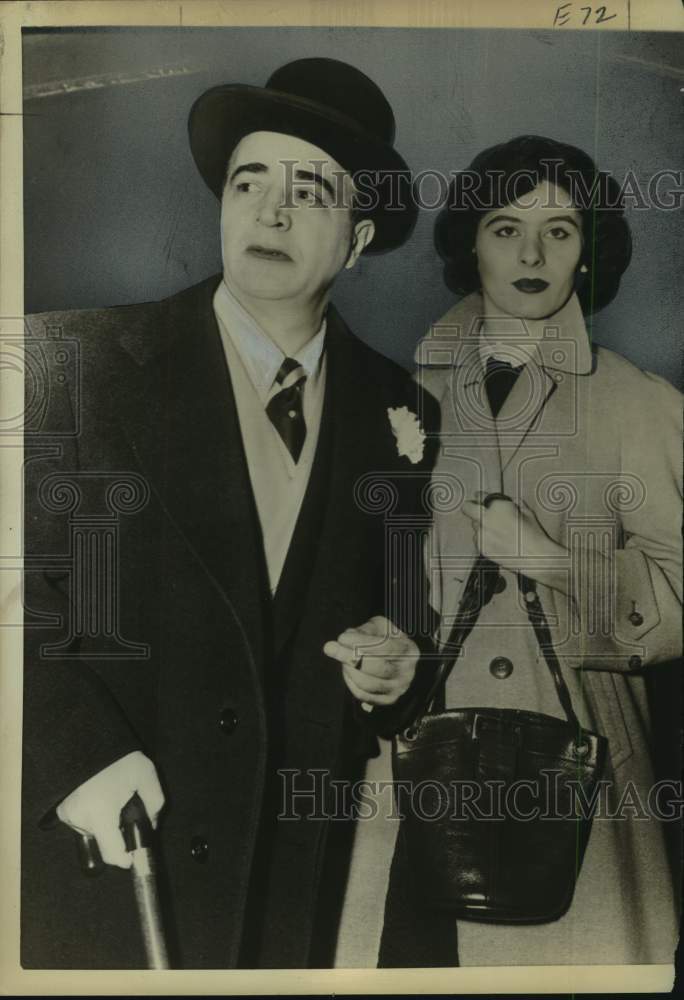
335 292 682 967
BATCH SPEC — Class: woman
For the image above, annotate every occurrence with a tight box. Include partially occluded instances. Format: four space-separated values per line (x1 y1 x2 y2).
334 135 682 968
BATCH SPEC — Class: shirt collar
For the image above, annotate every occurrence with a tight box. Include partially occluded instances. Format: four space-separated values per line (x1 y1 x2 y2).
415 291 593 376
213 280 327 400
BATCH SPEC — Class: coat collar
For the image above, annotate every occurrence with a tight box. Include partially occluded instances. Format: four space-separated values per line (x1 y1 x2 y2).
416 292 593 475
414 290 594 376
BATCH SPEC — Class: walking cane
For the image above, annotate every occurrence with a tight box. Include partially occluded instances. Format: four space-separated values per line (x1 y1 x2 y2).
76 793 171 969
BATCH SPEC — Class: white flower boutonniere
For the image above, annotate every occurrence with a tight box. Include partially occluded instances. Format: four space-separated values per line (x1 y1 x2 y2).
387 406 425 464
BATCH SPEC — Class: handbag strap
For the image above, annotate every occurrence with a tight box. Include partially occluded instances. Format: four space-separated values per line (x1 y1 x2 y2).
419 498 581 731
515 571 581 731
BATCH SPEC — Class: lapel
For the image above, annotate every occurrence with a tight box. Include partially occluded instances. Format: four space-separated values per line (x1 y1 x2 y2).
494 354 559 472
270 306 363 657
270 364 333 657
443 342 505 495
421 302 504 495
273 308 400 730
115 275 270 674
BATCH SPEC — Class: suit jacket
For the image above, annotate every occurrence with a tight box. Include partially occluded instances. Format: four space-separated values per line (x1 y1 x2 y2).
21 275 439 969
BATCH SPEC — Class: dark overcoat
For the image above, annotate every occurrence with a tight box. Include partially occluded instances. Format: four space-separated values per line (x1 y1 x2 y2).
21 275 437 969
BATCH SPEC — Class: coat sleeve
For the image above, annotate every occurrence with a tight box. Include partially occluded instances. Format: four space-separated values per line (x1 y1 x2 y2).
23 315 142 824
570 370 682 672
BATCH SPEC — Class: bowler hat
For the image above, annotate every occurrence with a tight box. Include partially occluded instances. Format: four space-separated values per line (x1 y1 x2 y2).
188 58 417 253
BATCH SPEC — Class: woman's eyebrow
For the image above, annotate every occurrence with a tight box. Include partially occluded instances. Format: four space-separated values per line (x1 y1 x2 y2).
484 213 580 229
484 214 520 228
547 214 580 229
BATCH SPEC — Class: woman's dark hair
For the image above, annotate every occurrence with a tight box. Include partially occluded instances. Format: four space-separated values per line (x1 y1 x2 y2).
435 134 632 314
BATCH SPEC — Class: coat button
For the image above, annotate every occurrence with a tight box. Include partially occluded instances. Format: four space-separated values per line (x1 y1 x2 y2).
489 656 514 679
218 708 238 734
628 611 644 627
628 655 642 670
190 836 208 863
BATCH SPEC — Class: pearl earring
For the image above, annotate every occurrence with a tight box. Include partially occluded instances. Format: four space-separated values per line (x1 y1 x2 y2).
579 264 588 274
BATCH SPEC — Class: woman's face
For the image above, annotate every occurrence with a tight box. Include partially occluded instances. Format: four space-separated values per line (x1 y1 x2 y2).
474 180 583 320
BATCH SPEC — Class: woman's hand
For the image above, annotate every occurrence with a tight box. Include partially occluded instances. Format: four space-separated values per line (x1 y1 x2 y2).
323 616 419 708
462 496 570 593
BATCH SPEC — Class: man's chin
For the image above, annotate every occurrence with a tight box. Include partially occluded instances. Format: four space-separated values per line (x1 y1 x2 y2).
223 273 305 306
241 286 301 302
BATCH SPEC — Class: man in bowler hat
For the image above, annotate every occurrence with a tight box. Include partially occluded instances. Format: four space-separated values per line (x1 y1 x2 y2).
22 58 436 968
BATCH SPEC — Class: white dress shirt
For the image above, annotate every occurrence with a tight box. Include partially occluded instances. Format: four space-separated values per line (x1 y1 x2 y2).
213 280 327 593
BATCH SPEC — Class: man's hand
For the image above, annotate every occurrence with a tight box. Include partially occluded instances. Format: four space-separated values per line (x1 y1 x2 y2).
462 496 570 593
323 615 419 707
56 751 165 869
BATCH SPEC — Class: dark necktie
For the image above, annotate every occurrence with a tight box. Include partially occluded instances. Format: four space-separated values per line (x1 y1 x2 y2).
266 357 307 462
484 356 525 418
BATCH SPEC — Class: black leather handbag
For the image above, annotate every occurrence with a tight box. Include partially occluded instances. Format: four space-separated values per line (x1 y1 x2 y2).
392 543 608 924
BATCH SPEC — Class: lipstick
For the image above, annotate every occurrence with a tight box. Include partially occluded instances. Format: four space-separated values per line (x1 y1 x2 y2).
512 278 549 294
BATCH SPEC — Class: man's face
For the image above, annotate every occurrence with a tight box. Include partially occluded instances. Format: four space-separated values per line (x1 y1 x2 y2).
220 131 372 313
475 180 583 320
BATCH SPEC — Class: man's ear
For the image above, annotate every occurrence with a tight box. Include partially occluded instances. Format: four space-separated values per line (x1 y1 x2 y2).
345 219 375 270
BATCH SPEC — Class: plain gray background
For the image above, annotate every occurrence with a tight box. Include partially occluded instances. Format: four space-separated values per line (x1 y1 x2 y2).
23 27 682 385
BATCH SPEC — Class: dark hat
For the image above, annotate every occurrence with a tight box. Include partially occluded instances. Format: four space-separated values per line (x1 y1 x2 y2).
188 58 417 253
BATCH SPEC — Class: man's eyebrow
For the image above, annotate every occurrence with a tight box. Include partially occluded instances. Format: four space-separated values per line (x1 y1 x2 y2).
484 213 579 228
484 214 520 228
294 168 336 200
228 162 337 200
229 162 269 183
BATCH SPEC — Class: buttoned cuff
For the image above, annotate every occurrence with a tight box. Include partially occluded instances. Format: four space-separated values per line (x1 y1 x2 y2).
570 548 680 670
